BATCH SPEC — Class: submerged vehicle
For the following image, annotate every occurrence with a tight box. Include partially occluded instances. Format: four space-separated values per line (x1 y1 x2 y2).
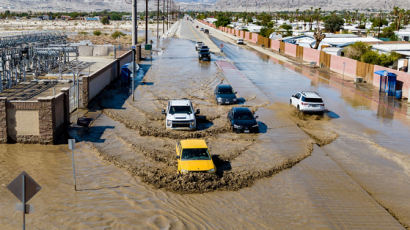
176 139 216 174
162 99 200 130
290 91 325 113
214 84 237 105
228 107 259 133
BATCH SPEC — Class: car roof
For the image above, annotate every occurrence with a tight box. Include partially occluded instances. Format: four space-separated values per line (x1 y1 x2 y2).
300 91 322 98
180 139 208 149
232 107 252 113
217 84 232 89
169 99 191 106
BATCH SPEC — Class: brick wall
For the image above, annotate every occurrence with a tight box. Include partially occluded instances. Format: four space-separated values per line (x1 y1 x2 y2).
302 47 321 65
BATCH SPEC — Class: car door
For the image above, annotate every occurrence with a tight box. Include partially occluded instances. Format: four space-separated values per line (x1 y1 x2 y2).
293 93 301 106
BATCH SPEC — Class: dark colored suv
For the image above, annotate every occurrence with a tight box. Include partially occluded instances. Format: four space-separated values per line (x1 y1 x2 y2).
228 107 259 133
214 84 237 105
198 46 211 61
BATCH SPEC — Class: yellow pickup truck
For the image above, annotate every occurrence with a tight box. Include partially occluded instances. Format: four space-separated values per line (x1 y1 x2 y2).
176 139 216 174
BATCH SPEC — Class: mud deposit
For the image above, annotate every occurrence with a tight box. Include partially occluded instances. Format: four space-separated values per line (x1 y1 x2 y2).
75 39 320 194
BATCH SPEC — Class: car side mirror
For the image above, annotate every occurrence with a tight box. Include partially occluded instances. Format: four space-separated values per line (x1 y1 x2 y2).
175 155 180 160
291 95 295 98
195 109 200 115
255 115 259 119
162 109 166 115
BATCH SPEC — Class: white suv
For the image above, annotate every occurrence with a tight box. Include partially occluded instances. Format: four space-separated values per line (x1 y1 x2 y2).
162 99 200 130
290 91 325 113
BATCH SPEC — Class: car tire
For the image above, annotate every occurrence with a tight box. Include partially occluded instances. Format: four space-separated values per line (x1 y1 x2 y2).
297 105 300 111
289 99 292 105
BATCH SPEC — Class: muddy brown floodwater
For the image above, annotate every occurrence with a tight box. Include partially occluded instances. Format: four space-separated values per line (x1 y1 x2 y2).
0 29 407 229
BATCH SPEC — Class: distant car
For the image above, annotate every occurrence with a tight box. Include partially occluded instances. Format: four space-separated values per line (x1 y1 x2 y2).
162 99 200 130
200 28 204 31
290 91 325 113
176 139 216 174
195 41 204 51
237 38 244 45
227 107 259 133
204 29 209 34
214 84 237 105
198 47 211 61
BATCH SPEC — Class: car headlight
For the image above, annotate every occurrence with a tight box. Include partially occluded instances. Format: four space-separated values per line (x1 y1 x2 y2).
181 169 189 174
252 124 259 127
233 98 237 101
208 168 215 173
233 124 241 129
217 97 222 102
167 120 172 126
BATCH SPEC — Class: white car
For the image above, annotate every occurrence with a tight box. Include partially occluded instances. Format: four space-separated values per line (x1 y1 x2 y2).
162 99 200 130
290 91 325 113
195 41 204 51
237 38 244 45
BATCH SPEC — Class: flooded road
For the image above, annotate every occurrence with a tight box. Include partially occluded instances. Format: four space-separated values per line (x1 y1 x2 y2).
0 19 408 229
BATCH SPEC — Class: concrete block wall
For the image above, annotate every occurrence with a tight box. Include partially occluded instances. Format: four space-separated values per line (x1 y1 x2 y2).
302 47 321 65
0 97 7 143
81 50 133 108
284 43 297 57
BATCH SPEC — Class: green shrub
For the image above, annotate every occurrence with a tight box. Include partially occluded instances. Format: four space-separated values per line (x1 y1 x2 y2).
111 31 125 39
93 30 102 36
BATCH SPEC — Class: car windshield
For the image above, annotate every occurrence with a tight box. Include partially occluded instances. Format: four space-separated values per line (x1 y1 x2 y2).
218 87 233 94
181 148 211 160
234 111 254 120
169 106 192 114
302 97 323 103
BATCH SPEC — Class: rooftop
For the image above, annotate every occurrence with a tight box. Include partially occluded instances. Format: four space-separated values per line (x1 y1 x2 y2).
170 99 191 106
180 139 208 149
301 91 322 98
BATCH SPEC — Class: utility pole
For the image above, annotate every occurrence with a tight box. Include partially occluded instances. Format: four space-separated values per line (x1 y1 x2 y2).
145 0 149 44
163 0 165 34
166 0 169 30
157 0 160 40
132 0 138 46
132 0 137 101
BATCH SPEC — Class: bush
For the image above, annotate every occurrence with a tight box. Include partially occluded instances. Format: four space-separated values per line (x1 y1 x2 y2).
344 42 371 61
260 27 275 38
111 31 125 39
100 16 110 25
361 50 380 64
79 31 88 36
93 30 102 36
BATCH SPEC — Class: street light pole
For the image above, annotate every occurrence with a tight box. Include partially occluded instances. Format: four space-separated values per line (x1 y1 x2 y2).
163 0 165 34
132 0 137 101
166 0 169 30
145 0 149 45
157 0 160 40
132 0 138 46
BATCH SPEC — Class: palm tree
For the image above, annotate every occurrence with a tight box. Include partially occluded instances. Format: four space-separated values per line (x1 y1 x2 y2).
398 9 405 30
392 6 400 30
